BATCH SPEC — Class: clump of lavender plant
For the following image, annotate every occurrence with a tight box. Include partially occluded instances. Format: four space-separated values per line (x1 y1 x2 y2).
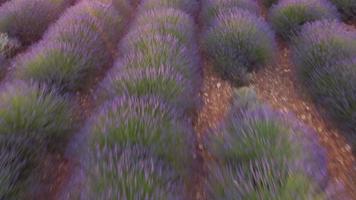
293 20 356 78
0 0 73 45
329 0 356 20
88 95 193 173
203 9 276 84
127 22 195 47
81 144 185 200
139 0 198 14
99 65 196 113
119 35 199 83
201 0 260 25
135 8 194 31
0 81 74 143
269 0 339 39
15 1 125 91
205 88 328 199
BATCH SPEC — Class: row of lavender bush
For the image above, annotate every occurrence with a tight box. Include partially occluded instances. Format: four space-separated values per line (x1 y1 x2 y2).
0 0 73 81
0 1 128 199
292 20 356 152
267 0 356 152
78 0 201 199
0 0 74 57
202 0 276 84
205 88 329 199
269 0 339 40
201 0 331 199
265 0 355 21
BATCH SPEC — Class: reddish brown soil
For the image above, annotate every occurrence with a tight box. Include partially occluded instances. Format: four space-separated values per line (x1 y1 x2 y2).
193 60 233 200
251 40 356 198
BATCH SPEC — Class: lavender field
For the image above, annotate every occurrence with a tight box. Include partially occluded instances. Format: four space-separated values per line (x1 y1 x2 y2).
0 0 355 199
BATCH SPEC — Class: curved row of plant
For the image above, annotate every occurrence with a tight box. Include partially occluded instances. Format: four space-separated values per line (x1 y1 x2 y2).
0 1 128 199
0 0 74 79
201 0 332 199
78 0 201 199
292 20 356 152
265 0 356 152
268 0 339 40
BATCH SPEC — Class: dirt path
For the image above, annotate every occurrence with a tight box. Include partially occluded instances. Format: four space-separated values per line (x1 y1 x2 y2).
251 40 356 198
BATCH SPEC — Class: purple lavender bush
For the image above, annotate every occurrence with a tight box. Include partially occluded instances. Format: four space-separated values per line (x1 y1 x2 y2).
135 8 194 31
44 0 125 52
81 144 185 200
292 20 356 149
329 0 356 20
88 95 193 173
0 81 74 143
205 88 328 199
14 1 125 91
201 0 260 25
139 0 198 14
127 21 195 48
292 20 356 77
119 35 199 85
89 0 133 18
99 65 196 113
269 0 339 39
0 0 73 46
203 9 276 84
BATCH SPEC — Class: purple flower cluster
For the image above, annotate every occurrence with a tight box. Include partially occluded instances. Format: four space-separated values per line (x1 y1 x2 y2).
269 0 339 39
205 87 329 199
202 5 276 84
84 1 201 198
0 0 73 46
293 20 356 151
14 0 126 92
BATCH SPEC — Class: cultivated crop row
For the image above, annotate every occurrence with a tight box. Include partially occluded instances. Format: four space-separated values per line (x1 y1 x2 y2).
77 0 201 199
0 0 128 198
200 0 331 198
0 0 73 79
267 0 356 152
